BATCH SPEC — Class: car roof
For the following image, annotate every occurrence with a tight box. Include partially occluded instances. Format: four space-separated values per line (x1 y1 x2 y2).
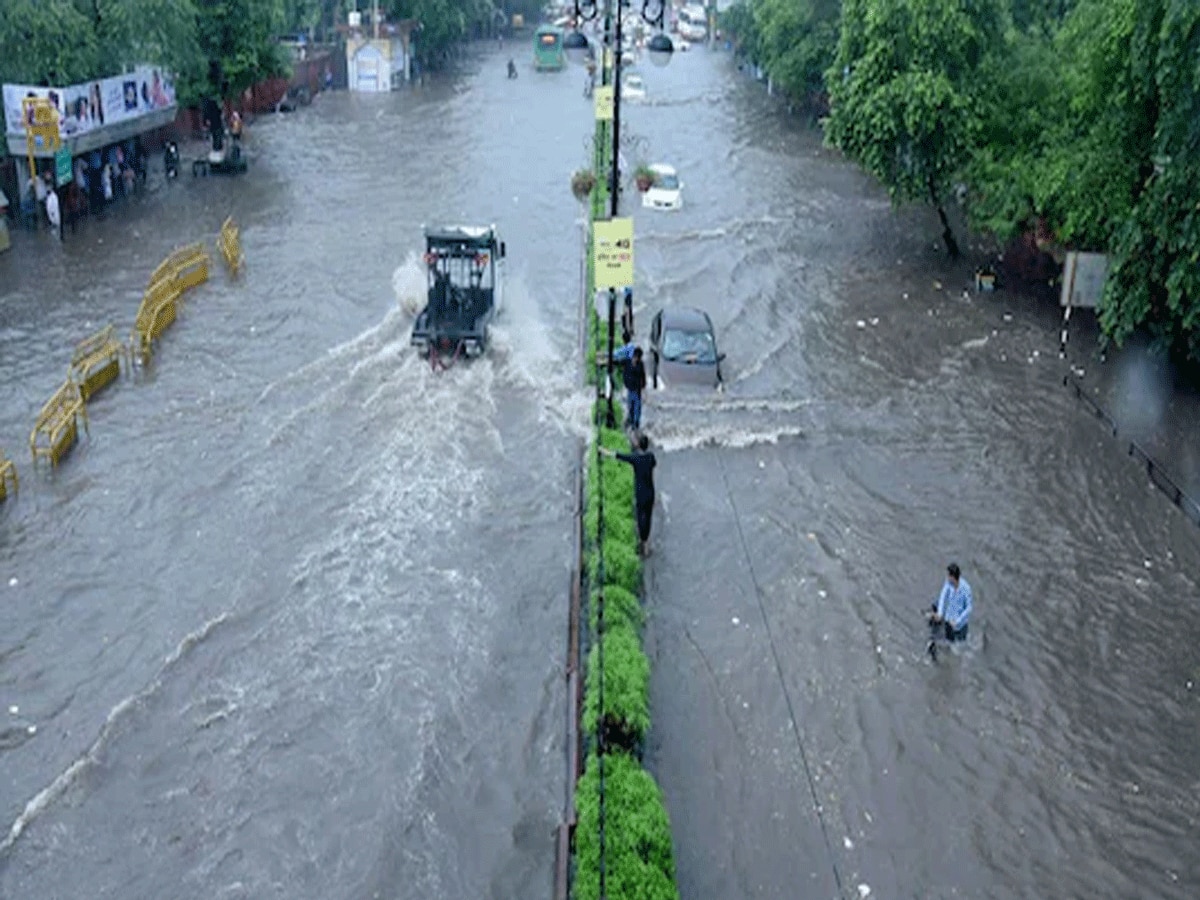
659 306 712 331
649 163 676 176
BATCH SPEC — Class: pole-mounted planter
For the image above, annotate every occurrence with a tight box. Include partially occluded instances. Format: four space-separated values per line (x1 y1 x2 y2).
572 168 597 202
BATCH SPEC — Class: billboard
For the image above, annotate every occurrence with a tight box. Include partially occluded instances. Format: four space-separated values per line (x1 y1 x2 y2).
4 66 176 139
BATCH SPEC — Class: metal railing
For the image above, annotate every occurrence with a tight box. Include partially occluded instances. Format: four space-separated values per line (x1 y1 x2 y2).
1064 374 1200 528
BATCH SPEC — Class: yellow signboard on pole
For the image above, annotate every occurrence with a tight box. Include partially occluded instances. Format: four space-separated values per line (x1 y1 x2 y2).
593 218 634 289
22 97 61 180
594 85 614 121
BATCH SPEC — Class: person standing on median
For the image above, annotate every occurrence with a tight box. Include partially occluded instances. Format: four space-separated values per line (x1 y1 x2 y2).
600 433 656 557
611 343 646 431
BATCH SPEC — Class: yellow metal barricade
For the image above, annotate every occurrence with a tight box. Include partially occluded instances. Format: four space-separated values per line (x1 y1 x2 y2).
148 242 210 293
218 216 244 276
0 453 17 501
130 277 183 361
29 381 88 467
68 324 125 400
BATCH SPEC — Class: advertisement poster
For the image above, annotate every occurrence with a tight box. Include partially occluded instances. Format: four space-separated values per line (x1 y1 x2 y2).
3 66 176 138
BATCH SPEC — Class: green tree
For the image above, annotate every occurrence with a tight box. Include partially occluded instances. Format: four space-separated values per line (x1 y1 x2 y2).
1091 0 1200 359
385 0 495 66
0 0 100 85
826 0 1007 257
80 0 203 90
719 0 762 60
754 0 841 103
193 0 289 100
963 26 1067 241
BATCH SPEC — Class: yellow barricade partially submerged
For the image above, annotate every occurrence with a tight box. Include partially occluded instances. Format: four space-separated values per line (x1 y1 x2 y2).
130 277 183 360
218 216 244 276
149 242 210 293
69 324 125 400
0 453 17 501
29 381 88 467
131 243 210 361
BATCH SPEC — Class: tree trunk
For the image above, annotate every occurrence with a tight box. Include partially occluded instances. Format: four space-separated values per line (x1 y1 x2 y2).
928 176 960 259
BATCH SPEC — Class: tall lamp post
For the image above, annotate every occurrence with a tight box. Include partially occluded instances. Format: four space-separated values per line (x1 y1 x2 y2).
566 0 673 428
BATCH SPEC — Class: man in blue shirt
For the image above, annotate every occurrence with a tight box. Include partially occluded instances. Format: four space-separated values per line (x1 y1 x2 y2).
929 563 972 642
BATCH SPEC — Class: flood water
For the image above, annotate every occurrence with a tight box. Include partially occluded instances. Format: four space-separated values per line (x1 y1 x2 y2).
0 48 595 899
2 40 1199 900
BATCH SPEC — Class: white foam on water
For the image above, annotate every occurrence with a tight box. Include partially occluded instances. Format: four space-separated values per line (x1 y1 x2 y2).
0 613 231 854
391 253 428 317
649 420 805 453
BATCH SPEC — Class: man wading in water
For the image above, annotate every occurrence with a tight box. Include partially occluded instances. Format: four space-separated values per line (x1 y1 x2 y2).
600 434 656 557
928 562 973 651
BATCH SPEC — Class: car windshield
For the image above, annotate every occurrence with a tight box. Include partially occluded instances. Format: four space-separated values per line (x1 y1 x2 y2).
654 173 679 190
662 327 716 363
625 76 643 88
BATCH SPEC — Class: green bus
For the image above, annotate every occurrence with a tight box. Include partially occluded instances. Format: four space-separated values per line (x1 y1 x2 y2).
533 24 566 71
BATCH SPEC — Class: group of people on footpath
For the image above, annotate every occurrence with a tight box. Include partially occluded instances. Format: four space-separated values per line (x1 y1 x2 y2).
21 140 147 241
600 288 656 558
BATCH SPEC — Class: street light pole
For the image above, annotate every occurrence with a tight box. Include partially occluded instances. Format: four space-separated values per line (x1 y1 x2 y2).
567 0 672 431
605 0 622 427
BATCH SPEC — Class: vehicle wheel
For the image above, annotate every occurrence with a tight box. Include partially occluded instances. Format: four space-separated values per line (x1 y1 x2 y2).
652 354 659 389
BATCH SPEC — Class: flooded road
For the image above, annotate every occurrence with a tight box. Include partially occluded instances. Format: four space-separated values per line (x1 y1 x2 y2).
0 50 593 898
625 52 1200 900
3 37 1199 900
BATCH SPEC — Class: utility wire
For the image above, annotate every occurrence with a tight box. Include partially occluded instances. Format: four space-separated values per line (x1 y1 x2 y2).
717 454 847 900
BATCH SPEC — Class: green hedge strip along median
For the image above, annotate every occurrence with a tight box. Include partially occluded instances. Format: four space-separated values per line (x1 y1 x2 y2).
583 620 651 754
588 585 644 635
574 108 679 899
573 751 678 900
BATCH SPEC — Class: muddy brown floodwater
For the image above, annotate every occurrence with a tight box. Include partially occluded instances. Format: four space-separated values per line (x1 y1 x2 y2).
1 40 1198 900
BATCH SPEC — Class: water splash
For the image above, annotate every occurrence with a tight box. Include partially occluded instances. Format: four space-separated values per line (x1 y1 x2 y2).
392 253 428 317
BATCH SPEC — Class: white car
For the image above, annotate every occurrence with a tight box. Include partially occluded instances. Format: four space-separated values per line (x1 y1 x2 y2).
621 73 646 101
642 163 683 210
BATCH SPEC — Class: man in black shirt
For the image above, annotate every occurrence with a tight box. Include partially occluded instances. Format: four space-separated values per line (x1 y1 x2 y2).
621 346 646 431
600 433 656 556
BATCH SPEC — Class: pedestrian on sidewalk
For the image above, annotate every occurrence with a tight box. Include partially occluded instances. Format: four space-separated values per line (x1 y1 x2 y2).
600 433 657 557
929 562 973 642
44 182 61 241
611 342 646 430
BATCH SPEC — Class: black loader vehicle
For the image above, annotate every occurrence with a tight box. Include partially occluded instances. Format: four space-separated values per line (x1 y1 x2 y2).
411 225 506 366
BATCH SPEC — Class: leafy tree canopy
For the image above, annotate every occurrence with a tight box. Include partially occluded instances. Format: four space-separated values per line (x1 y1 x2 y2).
825 0 1008 256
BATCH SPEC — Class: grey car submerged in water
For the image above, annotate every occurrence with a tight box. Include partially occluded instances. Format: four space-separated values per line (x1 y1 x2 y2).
648 306 725 389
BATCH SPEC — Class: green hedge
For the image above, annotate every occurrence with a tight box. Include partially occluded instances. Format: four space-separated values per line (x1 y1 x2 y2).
573 751 678 900
582 620 651 753
588 585 644 634
573 106 679 900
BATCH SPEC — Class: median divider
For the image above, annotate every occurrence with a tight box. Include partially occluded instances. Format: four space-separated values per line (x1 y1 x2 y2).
572 408 679 900
565 105 680 898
